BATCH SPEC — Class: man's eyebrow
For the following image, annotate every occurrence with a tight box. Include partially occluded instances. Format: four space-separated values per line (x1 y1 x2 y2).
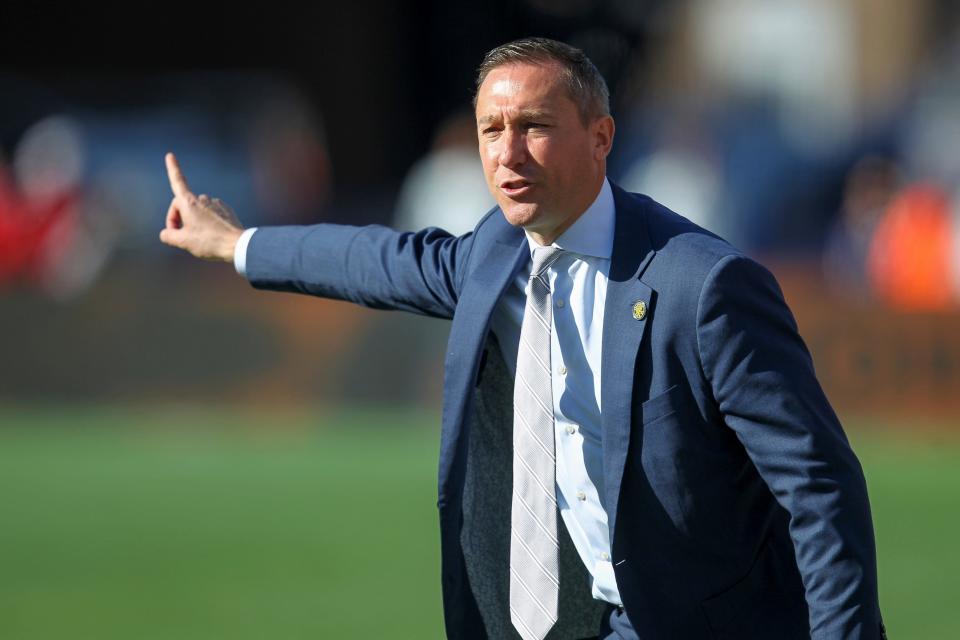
477 109 555 127
517 109 553 121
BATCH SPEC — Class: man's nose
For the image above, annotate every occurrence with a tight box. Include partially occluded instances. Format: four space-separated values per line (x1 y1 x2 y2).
498 128 526 168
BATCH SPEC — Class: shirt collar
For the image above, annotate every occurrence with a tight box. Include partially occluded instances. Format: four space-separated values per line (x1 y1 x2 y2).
523 177 615 261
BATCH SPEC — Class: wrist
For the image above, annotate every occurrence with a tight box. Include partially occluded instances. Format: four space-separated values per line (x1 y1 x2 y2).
222 227 244 262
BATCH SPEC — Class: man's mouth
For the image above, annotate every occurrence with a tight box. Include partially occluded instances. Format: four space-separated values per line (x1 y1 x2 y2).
499 179 532 196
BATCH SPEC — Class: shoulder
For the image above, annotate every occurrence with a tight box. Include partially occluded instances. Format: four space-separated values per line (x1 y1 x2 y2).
614 186 789 333
614 186 750 286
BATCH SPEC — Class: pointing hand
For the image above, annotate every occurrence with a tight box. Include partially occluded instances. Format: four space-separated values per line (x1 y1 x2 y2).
159 152 244 262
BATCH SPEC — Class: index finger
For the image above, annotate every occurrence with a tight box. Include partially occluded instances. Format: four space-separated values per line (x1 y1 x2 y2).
165 151 193 197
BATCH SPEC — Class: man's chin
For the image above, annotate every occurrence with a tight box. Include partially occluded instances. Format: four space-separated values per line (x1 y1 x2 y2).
499 203 542 229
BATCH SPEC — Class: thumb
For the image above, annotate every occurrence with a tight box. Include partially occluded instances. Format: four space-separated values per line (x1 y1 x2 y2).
159 226 186 249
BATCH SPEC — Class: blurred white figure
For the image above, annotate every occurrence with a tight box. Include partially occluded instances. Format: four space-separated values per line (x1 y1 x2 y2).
13 115 85 205
394 111 493 236
620 145 723 236
691 0 857 155
12 115 119 300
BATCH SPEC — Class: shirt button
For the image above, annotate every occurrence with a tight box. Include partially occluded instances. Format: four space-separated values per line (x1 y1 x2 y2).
556 298 565 308
565 425 576 435
558 365 567 375
576 491 586 501
601 552 610 561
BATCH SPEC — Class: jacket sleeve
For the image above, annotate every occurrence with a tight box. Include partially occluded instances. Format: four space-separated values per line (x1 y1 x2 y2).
696 253 884 639
244 223 475 320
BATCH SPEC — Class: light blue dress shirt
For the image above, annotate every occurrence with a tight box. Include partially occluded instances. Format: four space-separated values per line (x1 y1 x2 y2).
234 177 621 605
489 177 621 606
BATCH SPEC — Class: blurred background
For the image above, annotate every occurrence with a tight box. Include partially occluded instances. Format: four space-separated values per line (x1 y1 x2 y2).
2 1 958 638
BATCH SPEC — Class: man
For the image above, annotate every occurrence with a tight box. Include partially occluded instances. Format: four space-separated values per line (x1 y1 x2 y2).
160 38 885 640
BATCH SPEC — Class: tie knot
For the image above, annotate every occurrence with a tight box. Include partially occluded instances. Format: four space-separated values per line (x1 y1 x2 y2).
530 245 563 278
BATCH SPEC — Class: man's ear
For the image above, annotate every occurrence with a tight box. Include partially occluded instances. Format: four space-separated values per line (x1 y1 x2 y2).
592 115 615 160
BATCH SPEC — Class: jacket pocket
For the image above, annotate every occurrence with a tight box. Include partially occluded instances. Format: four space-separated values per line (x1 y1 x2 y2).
700 534 806 640
701 535 772 637
636 383 683 425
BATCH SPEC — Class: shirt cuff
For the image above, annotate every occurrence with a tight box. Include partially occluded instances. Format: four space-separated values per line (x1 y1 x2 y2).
233 227 258 277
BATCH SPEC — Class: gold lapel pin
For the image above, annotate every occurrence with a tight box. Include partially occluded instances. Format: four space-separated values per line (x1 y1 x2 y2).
632 300 647 321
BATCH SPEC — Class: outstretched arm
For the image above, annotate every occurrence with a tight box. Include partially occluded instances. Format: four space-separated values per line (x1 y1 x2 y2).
243 223 471 320
158 151 472 320
696 254 883 639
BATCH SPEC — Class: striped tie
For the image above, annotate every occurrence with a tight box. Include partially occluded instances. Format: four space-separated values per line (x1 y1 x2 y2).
510 245 564 640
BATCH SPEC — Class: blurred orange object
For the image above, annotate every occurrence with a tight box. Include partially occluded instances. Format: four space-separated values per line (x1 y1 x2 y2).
867 183 954 311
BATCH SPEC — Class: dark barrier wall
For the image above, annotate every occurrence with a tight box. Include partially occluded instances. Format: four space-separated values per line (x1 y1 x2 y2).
776 261 960 421
3 254 958 426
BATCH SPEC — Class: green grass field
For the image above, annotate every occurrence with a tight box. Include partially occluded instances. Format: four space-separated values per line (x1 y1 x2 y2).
0 406 956 639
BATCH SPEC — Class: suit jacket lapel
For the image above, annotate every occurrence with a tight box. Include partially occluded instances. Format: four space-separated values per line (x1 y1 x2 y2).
601 184 656 540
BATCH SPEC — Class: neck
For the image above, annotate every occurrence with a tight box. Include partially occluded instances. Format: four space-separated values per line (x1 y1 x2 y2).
526 173 606 246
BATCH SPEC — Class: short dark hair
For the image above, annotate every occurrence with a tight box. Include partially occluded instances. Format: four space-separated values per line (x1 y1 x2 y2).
473 37 610 124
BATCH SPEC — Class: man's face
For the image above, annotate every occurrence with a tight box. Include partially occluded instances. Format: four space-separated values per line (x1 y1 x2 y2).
475 62 612 242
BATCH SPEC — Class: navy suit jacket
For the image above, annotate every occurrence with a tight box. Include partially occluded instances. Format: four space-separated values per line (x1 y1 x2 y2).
245 182 884 639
